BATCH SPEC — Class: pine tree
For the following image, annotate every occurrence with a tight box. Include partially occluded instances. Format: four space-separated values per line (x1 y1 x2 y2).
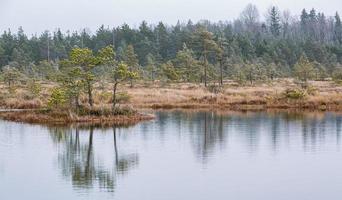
293 55 315 83
300 9 309 34
110 62 137 109
308 9 318 39
0 43 5 68
155 22 169 61
192 26 219 87
146 53 157 81
216 36 228 85
269 6 281 36
136 21 154 66
68 48 100 107
174 43 199 82
123 45 139 87
335 12 342 44
161 61 179 81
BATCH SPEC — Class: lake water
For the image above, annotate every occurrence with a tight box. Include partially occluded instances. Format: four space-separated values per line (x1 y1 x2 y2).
1 111 342 200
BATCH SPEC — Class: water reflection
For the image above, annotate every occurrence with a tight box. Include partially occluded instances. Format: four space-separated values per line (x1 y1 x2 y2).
43 111 342 197
48 126 139 193
148 111 342 158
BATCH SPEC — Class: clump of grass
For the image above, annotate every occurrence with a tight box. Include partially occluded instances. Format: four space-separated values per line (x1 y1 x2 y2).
282 88 307 100
306 85 318 95
96 91 112 104
77 106 136 116
115 92 131 103
207 84 222 94
27 80 42 98
0 97 42 109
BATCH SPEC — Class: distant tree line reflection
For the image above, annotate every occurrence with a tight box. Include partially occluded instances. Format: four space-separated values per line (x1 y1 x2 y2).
47 111 342 192
49 126 138 193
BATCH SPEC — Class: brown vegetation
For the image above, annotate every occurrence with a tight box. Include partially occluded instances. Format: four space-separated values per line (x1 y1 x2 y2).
0 109 154 126
1 78 342 125
126 79 342 111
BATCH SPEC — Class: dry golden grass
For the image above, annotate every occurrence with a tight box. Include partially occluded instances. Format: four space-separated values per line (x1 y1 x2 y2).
0 78 342 111
123 79 342 111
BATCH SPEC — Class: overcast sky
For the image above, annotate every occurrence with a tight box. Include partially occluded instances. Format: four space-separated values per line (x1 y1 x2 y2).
0 0 341 35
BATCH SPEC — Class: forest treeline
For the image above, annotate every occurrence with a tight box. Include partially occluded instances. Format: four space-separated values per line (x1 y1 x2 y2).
1 4 342 86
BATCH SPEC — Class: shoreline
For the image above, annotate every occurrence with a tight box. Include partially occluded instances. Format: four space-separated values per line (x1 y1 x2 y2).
0 105 341 126
144 102 342 111
0 110 155 126
1 79 342 125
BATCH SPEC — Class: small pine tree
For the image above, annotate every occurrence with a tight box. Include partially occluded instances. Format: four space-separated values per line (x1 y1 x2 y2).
2 66 21 93
174 44 199 82
111 62 137 109
28 79 42 98
161 61 180 81
123 45 139 87
48 87 67 110
293 55 315 83
332 67 342 84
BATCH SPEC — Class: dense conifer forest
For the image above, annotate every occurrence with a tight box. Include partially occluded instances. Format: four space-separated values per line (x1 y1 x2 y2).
1 4 342 84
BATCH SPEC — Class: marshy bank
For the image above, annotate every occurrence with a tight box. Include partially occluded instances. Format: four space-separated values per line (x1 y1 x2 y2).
0 105 154 126
0 79 342 125
0 109 154 126
127 79 342 111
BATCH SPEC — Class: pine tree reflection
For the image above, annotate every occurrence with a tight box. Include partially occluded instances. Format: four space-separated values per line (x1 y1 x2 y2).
47 111 342 190
182 111 342 160
337 116 342 145
113 127 139 174
49 125 139 193
190 112 227 164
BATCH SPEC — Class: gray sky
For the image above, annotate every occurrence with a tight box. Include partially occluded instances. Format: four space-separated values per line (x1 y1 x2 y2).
0 0 341 35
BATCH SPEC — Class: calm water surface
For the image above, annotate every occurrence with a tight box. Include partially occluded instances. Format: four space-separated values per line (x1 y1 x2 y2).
1 111 342 200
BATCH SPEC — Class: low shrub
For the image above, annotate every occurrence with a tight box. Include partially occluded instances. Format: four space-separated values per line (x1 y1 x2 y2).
283 88 307 100
96 91 112 104
114 92 131 104
207 85 222 94
306 85 318 95
112 106 136 115
108 92 131 104
27 80 42 98
47 87 67 109
332 67 342 84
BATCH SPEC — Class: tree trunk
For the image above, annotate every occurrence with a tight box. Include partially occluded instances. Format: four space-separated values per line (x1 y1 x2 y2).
75 95 80 111
151 67 155 82
112 82 118 110
86 127 93 174
113 127 118 166
187 61 191 82
130 79 133 88
220 59 223 85
204 53 208 87
75 127 80 151
87 81 93 107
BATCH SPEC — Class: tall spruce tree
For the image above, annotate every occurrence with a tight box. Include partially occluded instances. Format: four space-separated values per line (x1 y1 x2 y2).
123 45 139 87
269 6 281 36
174 43 199 82
192 26 219 87
335 12 342 44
